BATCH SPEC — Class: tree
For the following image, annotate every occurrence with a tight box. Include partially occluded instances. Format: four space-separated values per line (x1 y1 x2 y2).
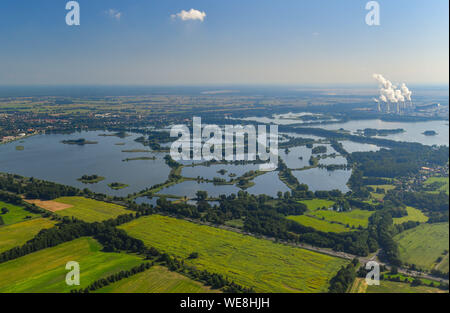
196 191 208 201
188 252 199 259
411 278 422 287
390 266 398 275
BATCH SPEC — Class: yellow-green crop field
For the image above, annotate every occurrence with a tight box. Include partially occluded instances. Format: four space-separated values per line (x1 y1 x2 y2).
119 214 348 293
287 215 354 233
0 237 143 293
394 222 449 272
393 206 428 224
96 265 219 293
53 197 131 222
0 218 56 253
308 209 373 228
0 200 40 226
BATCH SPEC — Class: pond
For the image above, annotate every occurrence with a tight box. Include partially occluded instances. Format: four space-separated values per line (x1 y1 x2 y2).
181 163 261 180
292 168 352 193
339 140 381 153
245 171 291 197
157 180 241 199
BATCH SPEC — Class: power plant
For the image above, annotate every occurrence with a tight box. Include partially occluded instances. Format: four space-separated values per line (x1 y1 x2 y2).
373 74 414 114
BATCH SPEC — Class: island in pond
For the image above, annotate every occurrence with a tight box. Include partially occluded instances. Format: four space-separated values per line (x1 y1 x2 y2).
108 182 129 190
61 138 98 145
422 130 438 136
77 174 105 184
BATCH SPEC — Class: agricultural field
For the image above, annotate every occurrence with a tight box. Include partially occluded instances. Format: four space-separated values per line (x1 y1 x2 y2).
0 200 40 225
366 280 445 293
298 199 335 211
0 237 143 293
436 254 449 273
424 176 449 195
42 197 130 222
0 218 56 253
368 184 396 192
308 209 373 228
394 222 449 272
96 265 218 293
393 206 428 224
349 278 445 293
119 214 348 293
287 215 354 233
369 184 396 200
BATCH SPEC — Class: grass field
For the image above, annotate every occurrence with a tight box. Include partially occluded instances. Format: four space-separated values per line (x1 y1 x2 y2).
349 278 445 293
287 215 354 233
369 184 396 200
0 218 56 253
366 280 445 293
308 209 373 228
298 199 335 211
394 222 449 272
436 254 449 272
0 237 143 293
51 197 130 222
0 200 40 225
424 176 449 195
393 206 429 225
119 215 348 293
96 265 218 293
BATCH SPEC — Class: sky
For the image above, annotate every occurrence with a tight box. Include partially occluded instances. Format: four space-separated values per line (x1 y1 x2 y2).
0 0 448 86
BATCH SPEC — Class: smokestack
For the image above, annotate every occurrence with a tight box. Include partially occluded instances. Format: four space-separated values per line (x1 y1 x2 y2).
373 74 413 114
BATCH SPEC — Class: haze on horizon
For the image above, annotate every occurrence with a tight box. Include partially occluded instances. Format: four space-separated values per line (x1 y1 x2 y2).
0 0 448 86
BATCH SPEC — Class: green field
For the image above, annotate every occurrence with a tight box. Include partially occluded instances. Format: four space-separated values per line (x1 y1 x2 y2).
368 184 395 192
369 184 396 200
366 280 445 293
436 254 449 272
298 199 335 211
0 201 40 225
424 176 449 195
394 223 449 272
53 197 131 222
96 265 218 293
393 206 429 224
287 215 354 233
0 218 56 253
0 237 143 293
308 209 373 228
119 214 348 293
350 278 445 293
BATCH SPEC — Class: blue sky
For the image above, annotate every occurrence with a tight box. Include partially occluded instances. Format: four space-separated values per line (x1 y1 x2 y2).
0 0 448 85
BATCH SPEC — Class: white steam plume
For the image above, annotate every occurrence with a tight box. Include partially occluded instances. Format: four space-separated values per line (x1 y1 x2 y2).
372 73 412 105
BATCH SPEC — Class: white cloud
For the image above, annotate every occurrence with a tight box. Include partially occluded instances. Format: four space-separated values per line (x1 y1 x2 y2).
171 9 206 22
106 9 122 20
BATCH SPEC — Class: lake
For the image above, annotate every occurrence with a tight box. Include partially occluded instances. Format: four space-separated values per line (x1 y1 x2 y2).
0 131 170 197
311 119 448 146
